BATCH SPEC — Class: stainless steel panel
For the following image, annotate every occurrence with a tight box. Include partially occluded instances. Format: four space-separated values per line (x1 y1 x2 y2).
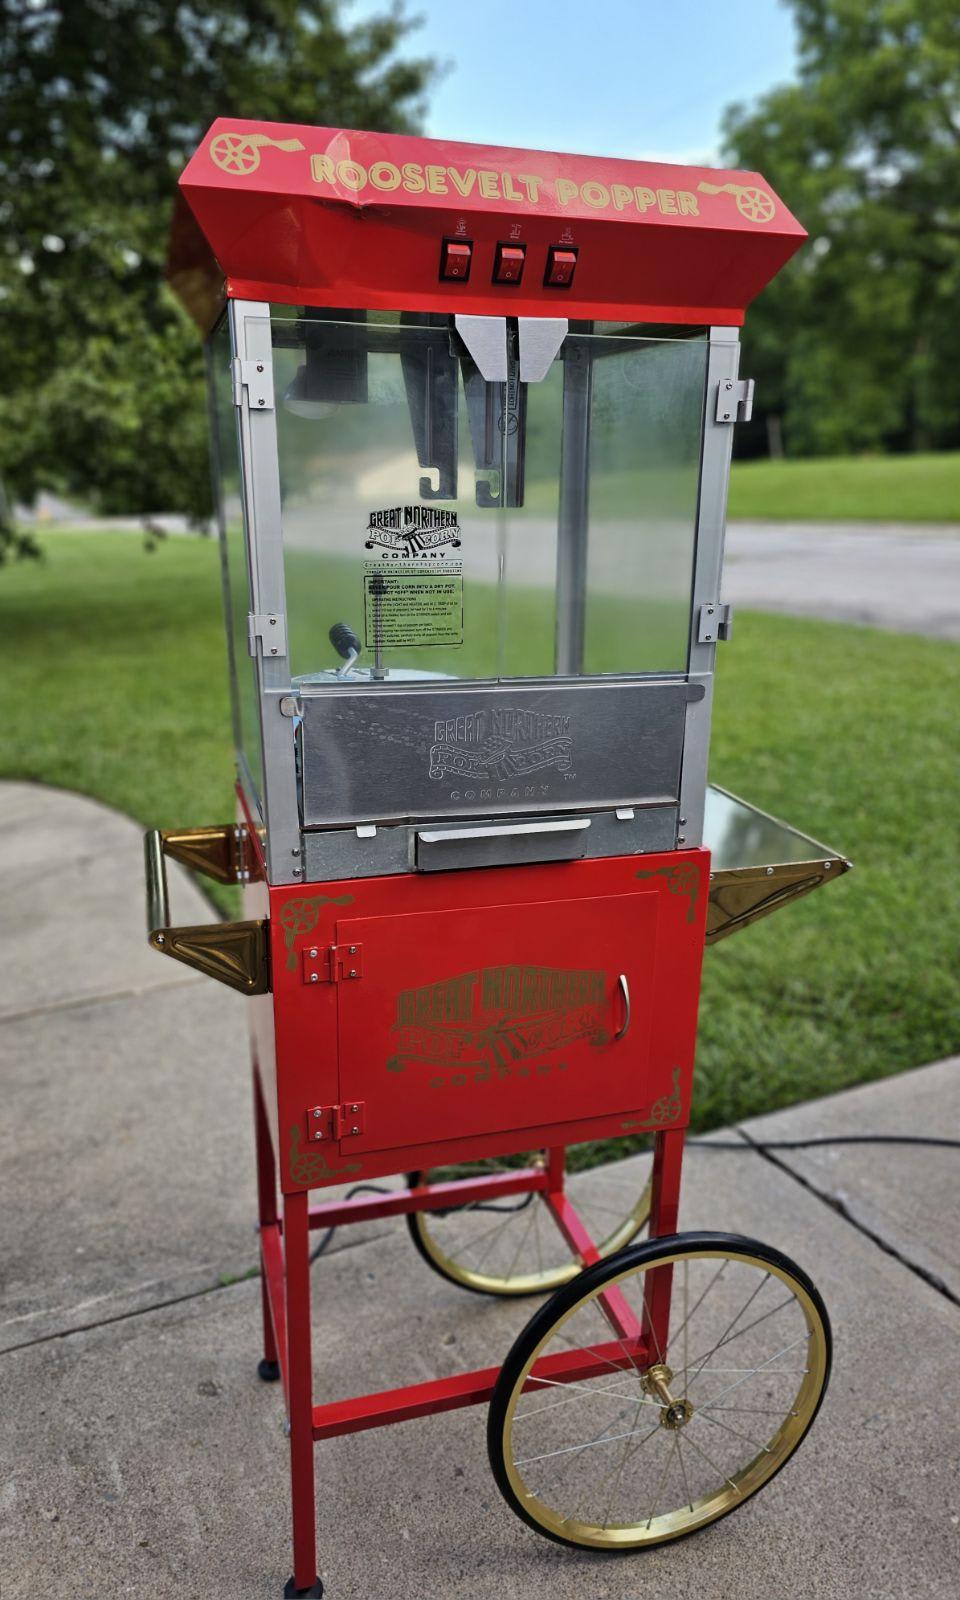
299 679 702 828
301 802 679 882
704 784 847 870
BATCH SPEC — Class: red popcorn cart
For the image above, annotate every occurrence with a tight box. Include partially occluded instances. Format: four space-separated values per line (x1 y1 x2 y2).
149 120 850 1597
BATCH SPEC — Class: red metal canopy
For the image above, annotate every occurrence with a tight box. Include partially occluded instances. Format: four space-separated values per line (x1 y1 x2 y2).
171 118 805 334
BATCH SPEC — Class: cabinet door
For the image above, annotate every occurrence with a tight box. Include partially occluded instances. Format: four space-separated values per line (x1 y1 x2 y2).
335 890 659 1156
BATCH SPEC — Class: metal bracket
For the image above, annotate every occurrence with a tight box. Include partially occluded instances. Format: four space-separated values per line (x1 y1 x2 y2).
248 611 287 659
301 942 364 985
232 357 275 411
715 377 754 423
698 602 733 643
518 317 567 382
306 1101 366 1143
454 315 508 382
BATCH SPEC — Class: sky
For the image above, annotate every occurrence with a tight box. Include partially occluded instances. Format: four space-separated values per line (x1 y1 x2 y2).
347 0 798 164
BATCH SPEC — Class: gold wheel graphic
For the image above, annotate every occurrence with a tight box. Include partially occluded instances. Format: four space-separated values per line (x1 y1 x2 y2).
210 133 262 175
735 186 776 223
407 1149 653 1297
488 1234 830 1549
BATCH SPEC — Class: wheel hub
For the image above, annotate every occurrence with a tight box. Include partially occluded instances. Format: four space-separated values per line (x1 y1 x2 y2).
642 1363 694 1429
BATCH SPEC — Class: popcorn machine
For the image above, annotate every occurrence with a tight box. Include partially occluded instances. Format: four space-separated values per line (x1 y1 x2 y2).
152 120 850 1597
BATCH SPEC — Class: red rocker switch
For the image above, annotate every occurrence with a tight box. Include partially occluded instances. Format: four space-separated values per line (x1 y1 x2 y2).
545 246 578 287
494 243 525 283
440 239 472 281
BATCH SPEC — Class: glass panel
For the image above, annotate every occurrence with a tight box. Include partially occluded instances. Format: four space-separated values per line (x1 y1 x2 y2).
209 318 263 807
272 314 505 687
504 330 707 678
270 315 705 690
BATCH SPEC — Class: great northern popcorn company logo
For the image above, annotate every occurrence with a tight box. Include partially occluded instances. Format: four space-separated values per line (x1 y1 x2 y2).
365 505 461 557
429 705 574 784
387 963 609 1080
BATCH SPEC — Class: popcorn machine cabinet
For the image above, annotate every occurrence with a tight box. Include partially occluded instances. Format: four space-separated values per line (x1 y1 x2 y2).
153 121 850 1596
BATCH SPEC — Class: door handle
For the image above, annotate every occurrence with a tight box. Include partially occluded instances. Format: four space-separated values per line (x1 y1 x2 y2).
614 973 631 1041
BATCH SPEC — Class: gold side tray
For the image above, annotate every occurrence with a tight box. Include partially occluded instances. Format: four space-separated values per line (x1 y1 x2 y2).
163 823 264 885
704 786 851 945
144 828 270 996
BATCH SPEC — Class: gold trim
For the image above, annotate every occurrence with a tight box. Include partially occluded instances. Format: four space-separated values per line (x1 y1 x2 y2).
162 824 263 885
149 920 269 995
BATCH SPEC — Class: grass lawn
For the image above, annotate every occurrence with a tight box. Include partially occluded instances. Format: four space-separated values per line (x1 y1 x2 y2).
728 450 960 523
2 531 958 1135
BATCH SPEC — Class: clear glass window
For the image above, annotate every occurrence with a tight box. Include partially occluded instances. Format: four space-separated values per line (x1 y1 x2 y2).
268 313 707 689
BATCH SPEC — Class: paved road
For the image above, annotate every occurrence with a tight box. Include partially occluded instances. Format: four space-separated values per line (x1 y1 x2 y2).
725 520 960 640
2 782 958 1600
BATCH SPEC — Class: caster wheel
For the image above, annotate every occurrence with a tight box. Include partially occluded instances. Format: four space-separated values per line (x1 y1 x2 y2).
258 1358 281 1383
489 1230 831 1549
283 1580 323 1598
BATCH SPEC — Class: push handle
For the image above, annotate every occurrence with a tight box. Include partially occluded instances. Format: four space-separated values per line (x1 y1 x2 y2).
144 829 170 939
614 973 631 1041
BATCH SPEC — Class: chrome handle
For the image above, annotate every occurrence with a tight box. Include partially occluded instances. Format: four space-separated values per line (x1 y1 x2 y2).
614 973 631 1041
418 819 591 844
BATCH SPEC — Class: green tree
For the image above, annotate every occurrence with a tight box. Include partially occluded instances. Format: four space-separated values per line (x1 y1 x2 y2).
723 0 960 459
0 0 435 556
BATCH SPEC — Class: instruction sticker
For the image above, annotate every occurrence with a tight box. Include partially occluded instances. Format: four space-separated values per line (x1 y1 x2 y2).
362 504 464 649
363 569 463 649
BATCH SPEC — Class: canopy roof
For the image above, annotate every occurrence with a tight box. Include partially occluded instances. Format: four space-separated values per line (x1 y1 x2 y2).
171 119 805 333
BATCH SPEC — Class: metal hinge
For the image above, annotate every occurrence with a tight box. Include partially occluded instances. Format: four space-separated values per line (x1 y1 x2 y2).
698 601 733 643
715 377 754 423
302 942 364 985
306 1101 366 1143
247 611 287 658
232 357 275 411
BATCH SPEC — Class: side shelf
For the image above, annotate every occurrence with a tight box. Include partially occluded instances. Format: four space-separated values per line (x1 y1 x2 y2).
704 785 851 944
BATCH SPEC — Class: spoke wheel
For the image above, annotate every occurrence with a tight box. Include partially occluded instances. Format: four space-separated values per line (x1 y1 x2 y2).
488 1231 830 1548
406 1151 652 1297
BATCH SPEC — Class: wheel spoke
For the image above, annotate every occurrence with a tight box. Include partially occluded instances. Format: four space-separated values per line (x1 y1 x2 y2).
696 1334 810 1410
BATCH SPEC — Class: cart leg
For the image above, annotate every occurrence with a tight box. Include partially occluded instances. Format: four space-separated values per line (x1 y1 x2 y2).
284 1189 322 1598
545 1145 565 1195
253 1065 281 1380
641 1129 684 1364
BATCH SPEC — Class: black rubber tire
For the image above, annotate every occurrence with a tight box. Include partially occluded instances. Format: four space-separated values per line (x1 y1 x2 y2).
487 1230 832 1551
257 1358 281 1383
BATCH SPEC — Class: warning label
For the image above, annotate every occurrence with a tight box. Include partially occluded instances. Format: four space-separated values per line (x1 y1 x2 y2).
363 567 464 649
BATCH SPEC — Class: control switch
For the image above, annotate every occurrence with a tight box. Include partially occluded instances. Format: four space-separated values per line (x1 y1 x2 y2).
440 239 472 281
545 246 577 287
493 243 525 284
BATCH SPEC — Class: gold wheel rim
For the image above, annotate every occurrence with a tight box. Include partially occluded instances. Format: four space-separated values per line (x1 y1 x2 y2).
499 1247 828 1547
411 1157 652 1295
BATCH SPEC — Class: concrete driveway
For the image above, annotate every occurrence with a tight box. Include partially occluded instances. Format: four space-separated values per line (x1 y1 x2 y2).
724 521 960 640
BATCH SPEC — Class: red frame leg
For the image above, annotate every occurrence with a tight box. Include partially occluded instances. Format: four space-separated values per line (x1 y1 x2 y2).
642 1128 685 1364
253 1066 280 1370
285 1189 319 1593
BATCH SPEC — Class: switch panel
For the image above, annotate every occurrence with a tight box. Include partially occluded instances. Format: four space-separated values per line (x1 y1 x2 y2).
545 246 578 287
440 239 472 281
493 243 525 284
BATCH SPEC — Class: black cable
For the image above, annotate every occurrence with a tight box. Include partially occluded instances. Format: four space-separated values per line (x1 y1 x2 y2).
688 1134 960 1151
309 1183 390 1263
